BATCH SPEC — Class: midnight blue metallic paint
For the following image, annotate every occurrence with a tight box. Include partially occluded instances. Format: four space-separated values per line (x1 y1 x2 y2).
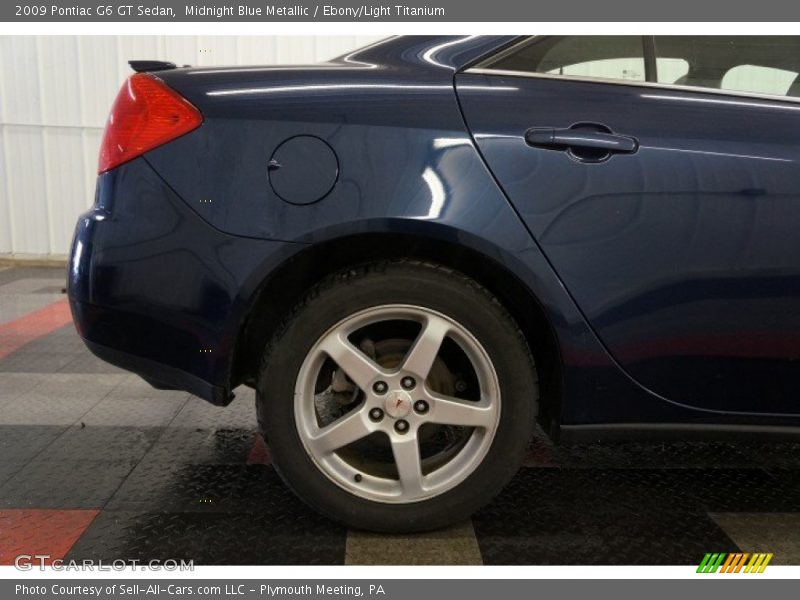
69 158 301 403
69 36 800 433
456 72 800 417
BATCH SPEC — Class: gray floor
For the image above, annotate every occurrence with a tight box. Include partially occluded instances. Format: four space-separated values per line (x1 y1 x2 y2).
1 266 799 566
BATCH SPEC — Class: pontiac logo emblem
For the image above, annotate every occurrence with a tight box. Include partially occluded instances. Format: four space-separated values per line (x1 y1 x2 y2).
385 390 412 418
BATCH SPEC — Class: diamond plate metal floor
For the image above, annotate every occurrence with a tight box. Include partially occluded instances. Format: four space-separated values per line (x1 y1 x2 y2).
1 266 799 565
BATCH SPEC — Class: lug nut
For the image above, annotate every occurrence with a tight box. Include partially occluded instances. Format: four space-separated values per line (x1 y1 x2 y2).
394 419 409 434
369 408 384 421
401 376 416 390
372 381 388 394
414 400 429 414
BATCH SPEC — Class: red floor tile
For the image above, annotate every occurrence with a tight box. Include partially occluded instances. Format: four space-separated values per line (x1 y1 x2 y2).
0 298 73 360
247 434 272 465
0 508 100 565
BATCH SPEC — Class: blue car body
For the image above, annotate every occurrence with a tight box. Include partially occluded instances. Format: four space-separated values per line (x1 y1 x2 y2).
68 35 800 440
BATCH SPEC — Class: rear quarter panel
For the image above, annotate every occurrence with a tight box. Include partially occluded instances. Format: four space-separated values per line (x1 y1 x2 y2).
137 37 781 427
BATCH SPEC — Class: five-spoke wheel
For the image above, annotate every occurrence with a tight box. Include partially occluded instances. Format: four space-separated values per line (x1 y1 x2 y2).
295 305 500 502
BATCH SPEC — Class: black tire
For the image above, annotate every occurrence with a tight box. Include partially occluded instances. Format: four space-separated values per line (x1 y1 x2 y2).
256 261 538 532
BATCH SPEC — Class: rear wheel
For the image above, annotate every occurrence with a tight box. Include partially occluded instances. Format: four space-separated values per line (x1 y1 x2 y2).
256 261 538 532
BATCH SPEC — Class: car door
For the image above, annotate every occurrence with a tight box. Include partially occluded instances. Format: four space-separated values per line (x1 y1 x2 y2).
456 36 800 416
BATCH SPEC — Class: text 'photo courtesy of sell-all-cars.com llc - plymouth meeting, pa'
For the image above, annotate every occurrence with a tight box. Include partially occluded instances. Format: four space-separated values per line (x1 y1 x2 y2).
68 35 800 533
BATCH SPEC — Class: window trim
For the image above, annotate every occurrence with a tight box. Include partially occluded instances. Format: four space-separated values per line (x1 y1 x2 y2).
643 36 657 83
463 66 800 107
466 35 800 107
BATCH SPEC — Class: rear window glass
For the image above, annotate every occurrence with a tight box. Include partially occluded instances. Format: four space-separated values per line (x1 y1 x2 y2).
485 36 646 83
480 36 800 99
721 64 798 96
656 58 689 84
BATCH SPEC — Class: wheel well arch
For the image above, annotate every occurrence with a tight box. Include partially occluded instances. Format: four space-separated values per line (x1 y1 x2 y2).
231 232 563 434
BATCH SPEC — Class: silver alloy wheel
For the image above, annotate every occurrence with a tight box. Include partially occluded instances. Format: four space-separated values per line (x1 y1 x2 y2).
294 304 501 503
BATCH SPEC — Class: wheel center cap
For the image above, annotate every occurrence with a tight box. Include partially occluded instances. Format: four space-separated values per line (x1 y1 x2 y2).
384 390 413 419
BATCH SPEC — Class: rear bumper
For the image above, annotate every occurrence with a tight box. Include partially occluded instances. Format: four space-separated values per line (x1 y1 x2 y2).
75 311 231 405
68 157 300 403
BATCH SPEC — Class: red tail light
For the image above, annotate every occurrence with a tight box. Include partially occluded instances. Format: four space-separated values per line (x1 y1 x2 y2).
98 73 203 174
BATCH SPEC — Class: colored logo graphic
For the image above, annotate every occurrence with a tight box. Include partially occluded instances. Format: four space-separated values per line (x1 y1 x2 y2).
697 552 773 573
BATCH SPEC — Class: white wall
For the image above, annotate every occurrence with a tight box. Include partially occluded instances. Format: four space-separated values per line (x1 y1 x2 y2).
0 36 384 257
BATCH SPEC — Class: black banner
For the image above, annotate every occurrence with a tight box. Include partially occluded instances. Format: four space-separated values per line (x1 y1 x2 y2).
3 0 800 22
5 579 800 600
